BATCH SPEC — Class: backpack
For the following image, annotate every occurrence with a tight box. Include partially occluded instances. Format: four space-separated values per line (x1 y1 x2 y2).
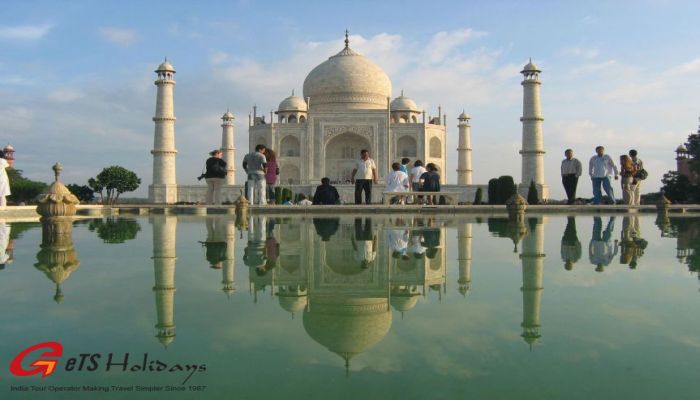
635 168 648 180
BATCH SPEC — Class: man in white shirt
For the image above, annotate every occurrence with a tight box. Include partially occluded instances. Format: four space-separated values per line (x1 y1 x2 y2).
561 149 583 204
385 162 410 204
351 149 378 204
589 146 619 205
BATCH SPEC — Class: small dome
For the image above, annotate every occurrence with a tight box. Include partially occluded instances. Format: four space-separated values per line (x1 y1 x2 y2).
458 110 470 120
222 111 235 120
390 92 419 112
278 294 308 314
156 60 175 73
278 93 308 112
676 144 688 152
521 58 540 73
303 41 392 111
390 295 418 312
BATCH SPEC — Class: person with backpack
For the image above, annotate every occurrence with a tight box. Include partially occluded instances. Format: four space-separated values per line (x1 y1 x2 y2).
629 149 646 205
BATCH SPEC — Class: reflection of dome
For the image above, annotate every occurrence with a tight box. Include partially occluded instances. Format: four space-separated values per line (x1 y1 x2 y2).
278 295 308 314
390 92 418 111
278 93 308 112
390 295 418 312
303 41 392 111
303 297 391 368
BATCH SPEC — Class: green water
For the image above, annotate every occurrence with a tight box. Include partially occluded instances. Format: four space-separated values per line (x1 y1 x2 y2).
1 214 698 400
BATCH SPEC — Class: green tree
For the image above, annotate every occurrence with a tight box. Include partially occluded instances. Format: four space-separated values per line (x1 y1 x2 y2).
88 166 141 205
661 171 694 203
527 180 539 205
496 175 517 204
487 179 498 205
67 184 94 203
7 168 47 204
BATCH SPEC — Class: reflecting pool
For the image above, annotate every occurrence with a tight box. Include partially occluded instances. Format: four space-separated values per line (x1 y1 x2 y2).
1 213 699 399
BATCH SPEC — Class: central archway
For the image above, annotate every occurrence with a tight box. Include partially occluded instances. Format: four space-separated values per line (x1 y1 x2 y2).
325 132 371 183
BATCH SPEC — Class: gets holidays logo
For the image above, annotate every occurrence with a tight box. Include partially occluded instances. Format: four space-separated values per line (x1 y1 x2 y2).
9 341 206 384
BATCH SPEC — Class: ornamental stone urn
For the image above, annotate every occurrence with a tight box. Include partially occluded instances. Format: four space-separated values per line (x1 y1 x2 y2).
36 163 80 219
656 195 671 213
506 193 528 221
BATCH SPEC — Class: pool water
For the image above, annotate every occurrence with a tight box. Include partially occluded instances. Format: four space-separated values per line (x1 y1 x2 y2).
1 213 699 400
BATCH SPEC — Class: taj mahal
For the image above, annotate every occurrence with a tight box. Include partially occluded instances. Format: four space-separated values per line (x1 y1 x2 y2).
148 32 548 203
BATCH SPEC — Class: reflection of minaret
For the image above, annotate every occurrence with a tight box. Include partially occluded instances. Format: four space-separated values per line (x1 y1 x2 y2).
519 218 545 349
152 215 177 347
457 222 472 296
222 219 236 297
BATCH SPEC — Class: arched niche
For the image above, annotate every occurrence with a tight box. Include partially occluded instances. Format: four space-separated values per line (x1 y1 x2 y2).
397 136 417 158
429 137 441 158
324 132 371 183
281 135 301 157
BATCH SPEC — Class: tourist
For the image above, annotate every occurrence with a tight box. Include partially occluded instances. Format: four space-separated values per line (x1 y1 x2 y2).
619 154 637 205
204 149 227 205
629 149 644 205
386 227 409 260
618 215 646 269
420 163 441 205
0 150 12 208
312 177 340 205
400 158 410 175
588 146 619 205
385 162 410 205
243 215 268 272
560 217 581 271
297 194 312 206
0 222 11 270
264 148 279 204
589 216 617 272
351 218 377 269
242 144 268 205
561 149 582 205
410 160 426 204
350 149 378 205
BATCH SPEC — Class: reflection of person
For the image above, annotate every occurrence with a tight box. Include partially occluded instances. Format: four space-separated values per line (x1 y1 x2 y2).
312 178 340 205
619 215 646 269
313 218 340 241
263 220 279 275
205 149 227 205
201 217 227 269
0 222 12 270
561 217 581 270
242 144 268 205
409 231 426 258
386 228 409 259
243 216 267 271
420 219 441 259
589 216 618 272
351 218 377 268
0 151 11 208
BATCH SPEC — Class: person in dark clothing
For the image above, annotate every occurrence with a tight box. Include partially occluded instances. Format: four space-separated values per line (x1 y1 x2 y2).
561 216 581 270
419 163 441 205
313 218 340 241
204 149 227 205
312 177 340 205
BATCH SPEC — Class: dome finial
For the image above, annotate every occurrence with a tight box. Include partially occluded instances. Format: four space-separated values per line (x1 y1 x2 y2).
344 29 349 49
291 89 295 96
400 89 404 97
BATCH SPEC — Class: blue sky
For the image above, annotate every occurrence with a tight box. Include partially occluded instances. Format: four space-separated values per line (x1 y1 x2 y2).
1 0 700 198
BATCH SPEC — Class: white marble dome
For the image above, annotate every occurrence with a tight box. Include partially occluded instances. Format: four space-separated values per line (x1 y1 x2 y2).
278 93 308 112
303 45 392 111
390 92 419 111
156 60 175 72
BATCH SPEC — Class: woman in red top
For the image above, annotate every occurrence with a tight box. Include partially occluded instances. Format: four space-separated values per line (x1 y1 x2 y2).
264 149 279 203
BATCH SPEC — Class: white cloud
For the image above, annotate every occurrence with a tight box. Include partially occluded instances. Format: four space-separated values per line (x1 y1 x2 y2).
209 50 229 66
559 47 600 59
47 88 84 102
99 27 138 46
0 24 53 41
425 28 486 64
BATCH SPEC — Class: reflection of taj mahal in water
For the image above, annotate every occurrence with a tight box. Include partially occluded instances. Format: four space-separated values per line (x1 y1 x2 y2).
149 31 549 203
145 214 546 368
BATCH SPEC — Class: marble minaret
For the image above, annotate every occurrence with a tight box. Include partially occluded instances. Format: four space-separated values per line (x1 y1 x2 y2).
518 59 548 200
457 222 473 296
520 217 545 349
149 59 178 203
152 215 178 347
456 111 473 185
221 111 236 185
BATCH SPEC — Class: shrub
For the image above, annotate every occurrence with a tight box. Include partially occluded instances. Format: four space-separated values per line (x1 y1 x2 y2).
88 166 141 205
527 181 539 205
7 168 47 204
473 187 483 205
496 176 517 204
487 179 498 205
